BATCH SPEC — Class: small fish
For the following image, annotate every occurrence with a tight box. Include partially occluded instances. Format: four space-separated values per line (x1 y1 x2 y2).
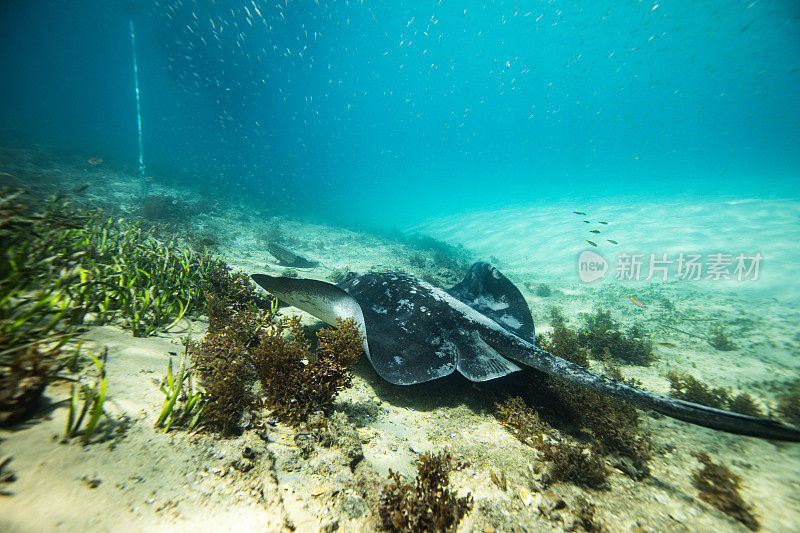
658 342 677 348
87 157 103 165
627 297 647 309
74 184 90 193
583 220 590 224
144 176 154 182
598 221 608 225
607 239 618 244
589 229 600 234
586 240 597 247
573 211 586 215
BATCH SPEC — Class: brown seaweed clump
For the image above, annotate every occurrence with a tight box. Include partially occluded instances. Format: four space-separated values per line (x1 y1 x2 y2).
544 440 609 489
190 287 267 435
569 496 606 532
250 316 363 424
727 392 764 417
204 259 259 312
549 307 567 327
577 310 655 366
537 322 590 368
0 344 59 426
540 308 654 365
708 326 737 351
378 451 473 532
499 320 653 481
192 270 363 433
191 327 254 435
202 259 274 338
691 452 759 531
500 358 651 479
666 371 766 417
495 397 609 488
666 371 730 409
495 396 555 444
534 283 552 297
549 379 652 479
776 380 800 426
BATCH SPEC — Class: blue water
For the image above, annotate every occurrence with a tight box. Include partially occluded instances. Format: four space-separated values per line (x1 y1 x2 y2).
1 1 799 226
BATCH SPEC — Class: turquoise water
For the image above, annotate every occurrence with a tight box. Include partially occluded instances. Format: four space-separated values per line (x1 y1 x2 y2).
3 4 800 530
1 1 798 226
0 1 799 302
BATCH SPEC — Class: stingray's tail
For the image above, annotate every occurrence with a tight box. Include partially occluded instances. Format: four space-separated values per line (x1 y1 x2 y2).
524 346 800 442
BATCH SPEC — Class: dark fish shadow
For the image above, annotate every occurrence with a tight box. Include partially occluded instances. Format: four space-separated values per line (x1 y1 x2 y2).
350 356 545 417
350 358 590 439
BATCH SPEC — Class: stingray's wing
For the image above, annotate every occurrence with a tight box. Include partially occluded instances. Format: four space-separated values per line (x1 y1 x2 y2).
358 310 522 385
338 273 521 385
250 274 369 357
448 262 535 343
356 305 460 385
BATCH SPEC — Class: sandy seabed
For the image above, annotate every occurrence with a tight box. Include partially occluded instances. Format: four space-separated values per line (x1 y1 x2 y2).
2 169 799 532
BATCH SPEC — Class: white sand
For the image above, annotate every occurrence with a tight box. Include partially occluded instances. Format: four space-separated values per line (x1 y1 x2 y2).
2 189 800 532
412 198 800 303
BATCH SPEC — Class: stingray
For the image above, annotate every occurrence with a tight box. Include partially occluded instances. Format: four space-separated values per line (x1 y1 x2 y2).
267 242 319 268
251 262 800 442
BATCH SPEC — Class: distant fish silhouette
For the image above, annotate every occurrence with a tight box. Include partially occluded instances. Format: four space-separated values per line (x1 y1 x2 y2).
589 230 600 234
573 211 586 215
583 220 590 224
586 240 597 247
598 221 608 225
267 242 319 268
87 157 103 165
607 240 618 245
